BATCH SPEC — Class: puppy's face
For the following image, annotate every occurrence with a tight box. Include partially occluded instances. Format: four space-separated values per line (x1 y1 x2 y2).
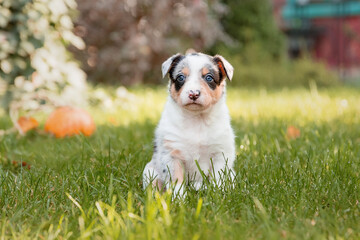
162 53 234 112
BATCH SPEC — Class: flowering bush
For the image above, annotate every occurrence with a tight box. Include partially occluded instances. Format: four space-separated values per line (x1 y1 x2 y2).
0 0 87 131
72 0 228 84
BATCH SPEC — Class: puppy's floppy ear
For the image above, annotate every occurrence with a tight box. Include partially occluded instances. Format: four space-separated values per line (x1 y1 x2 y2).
213 55 234 81
162 53 183 78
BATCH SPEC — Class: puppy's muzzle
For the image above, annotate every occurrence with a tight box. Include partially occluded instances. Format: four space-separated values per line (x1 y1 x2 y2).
188 90 201 101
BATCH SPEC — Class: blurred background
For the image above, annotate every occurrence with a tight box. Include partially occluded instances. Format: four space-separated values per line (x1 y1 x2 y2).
1 0 360 123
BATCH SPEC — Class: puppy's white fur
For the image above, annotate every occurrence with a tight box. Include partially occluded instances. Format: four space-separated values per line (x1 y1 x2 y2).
143 52 235 195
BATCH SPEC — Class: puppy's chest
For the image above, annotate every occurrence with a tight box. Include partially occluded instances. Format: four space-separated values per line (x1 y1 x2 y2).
166 121 225 161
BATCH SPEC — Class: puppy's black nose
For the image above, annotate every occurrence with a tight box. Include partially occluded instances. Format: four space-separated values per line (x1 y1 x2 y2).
188 90 201 101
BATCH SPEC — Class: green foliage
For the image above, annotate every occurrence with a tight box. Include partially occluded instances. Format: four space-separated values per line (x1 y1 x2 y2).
1 86 360 239
0 0 87 123
223 51 339 88
217 0 285 60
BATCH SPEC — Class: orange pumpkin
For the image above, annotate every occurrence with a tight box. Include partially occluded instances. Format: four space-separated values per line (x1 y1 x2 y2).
45 106 96 138
286 125 301 140
17 116 39 133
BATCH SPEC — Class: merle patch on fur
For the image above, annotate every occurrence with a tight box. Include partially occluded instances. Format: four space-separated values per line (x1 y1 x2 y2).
206 77 217 90
153 141 157 154
173 76 186 91
168 55 186 92
203 65 220 90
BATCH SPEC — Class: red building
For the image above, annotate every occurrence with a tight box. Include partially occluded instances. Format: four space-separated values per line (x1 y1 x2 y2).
272 0 360 77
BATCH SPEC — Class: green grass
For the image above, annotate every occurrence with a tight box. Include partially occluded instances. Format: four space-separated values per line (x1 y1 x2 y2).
1 86 360 239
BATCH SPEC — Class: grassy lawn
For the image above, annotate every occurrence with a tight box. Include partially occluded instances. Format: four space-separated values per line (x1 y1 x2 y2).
1 86 360 239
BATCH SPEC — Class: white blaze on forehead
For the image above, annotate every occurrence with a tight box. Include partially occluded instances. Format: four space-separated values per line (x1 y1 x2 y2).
186 54 213 75
182 55 211 92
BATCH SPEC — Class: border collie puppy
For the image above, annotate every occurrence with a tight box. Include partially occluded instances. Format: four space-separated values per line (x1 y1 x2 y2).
143 52 235 195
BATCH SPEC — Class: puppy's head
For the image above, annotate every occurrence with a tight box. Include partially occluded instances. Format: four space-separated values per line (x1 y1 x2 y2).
162 52 234 112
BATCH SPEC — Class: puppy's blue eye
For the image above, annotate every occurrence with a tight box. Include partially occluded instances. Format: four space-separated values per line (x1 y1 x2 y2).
176 74 186 82
205 74 214 82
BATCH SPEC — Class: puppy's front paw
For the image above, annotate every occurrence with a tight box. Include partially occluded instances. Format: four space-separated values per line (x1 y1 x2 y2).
192 181 204 191
169 183 187 200
143 163 163 190
211 168 236 190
